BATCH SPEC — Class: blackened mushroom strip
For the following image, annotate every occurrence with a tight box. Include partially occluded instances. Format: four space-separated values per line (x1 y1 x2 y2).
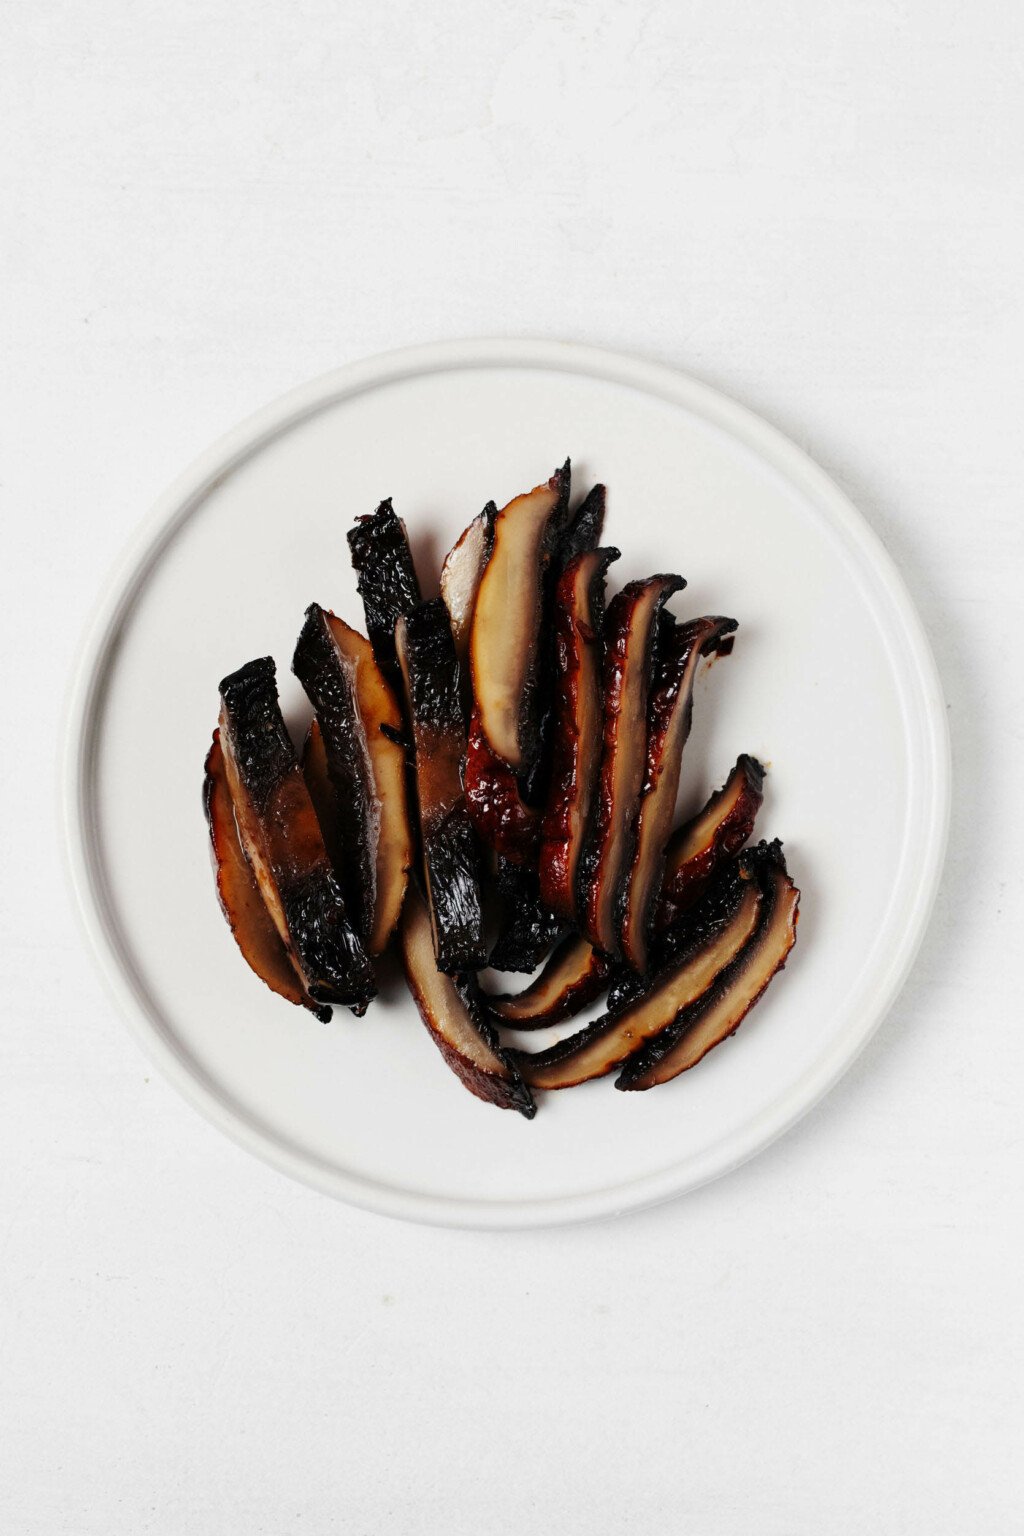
401 890 536 1118
557 483 606 569
577 573 685 957
617 841 799 1090
464 706 540 863
656 754 765 927
217 658 376 1010
512 858 762 1090
395 599 487 974
295 606 413 954
488 856 564 974
440 502 496 714
538 546 620 922
204 731 332 1022
347 498 422 682
470 461 572 772
487 933 611 1029
619 614 738 972
293 604 377 943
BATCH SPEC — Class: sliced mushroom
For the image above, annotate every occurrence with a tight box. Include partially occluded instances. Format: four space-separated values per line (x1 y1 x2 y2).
577 573 685 957
488 856 564 974
538 546 619 921
470 461 572 772
294 606 412 954
396 599 487 974
217 658 376 1010
347 498 422 682
204 730 331 1021
617 842 799 1089
440 502 496 705
657 754 765 926
488 933 611 1029
401 890 535 1117
513 861 761 1090
619 614 738 972
293 605 376 941
558 483 606 568
464 705 540 863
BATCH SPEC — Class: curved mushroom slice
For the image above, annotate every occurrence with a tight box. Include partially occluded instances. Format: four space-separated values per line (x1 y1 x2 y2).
218 658 375 1010
617 843 799 1090
488 856 563 973
465 706 540 863
558 483 606 568
204 731 331 1022
619 614 738 972
488 934 611 1029
401 891 535 1118
293 604 377 942
514 864 762 1090
396 600 487 974
347 498 422 681
440 502 496 703
538 546 619 921
470 461 572 772
294 607 413 954
657 755 765 928
577 573 685 957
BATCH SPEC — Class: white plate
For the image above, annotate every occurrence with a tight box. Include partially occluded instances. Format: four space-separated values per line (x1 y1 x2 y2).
62 339 949 1228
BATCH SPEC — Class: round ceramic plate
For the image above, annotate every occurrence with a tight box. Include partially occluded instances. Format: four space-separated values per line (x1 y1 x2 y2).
62 340 949 1228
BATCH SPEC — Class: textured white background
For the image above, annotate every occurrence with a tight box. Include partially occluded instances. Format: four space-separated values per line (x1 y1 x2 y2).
2 3 1022 1532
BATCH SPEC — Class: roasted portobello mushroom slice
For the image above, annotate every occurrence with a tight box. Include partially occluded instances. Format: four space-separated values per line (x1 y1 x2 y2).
557 483 606 568
294 606 413 954
204 731 331 1022
538 546 619 921
617 841 799 1090
347 498 422 682
577 573 685 957
396 599 487 974
440 502 496 704
657 754 765 926
465 706 540 863
401 890 535 1118
619 613 738 972
513 858 762 1090
488 856 564 974
217 658 375 1010
487 933 611 1029
470 461 572 772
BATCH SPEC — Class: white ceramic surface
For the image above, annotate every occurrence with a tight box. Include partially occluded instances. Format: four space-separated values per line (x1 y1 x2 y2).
61 339 949 1228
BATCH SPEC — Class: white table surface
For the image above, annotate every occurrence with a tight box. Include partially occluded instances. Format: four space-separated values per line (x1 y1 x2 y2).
3 3 1021 1531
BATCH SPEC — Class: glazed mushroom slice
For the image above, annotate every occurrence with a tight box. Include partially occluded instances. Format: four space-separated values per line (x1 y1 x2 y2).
619 614 738 972
395 599 487 974
488 857 564 974
557 483 606 568
470 460 572 772
487 933 611 1029
292 605 376 941
347 498 422 681
401 890 536 1118
656 754 765 926
513 859 762 1090
294 606 413 954
204 731 331 1022
617 842 800 1090
538 546 619 921
217 658 375 1010
440 502 496 701
465 706 540 863
577 573 686 957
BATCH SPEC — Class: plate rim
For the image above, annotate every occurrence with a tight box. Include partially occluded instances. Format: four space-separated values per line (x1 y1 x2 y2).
60 337 951 1229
